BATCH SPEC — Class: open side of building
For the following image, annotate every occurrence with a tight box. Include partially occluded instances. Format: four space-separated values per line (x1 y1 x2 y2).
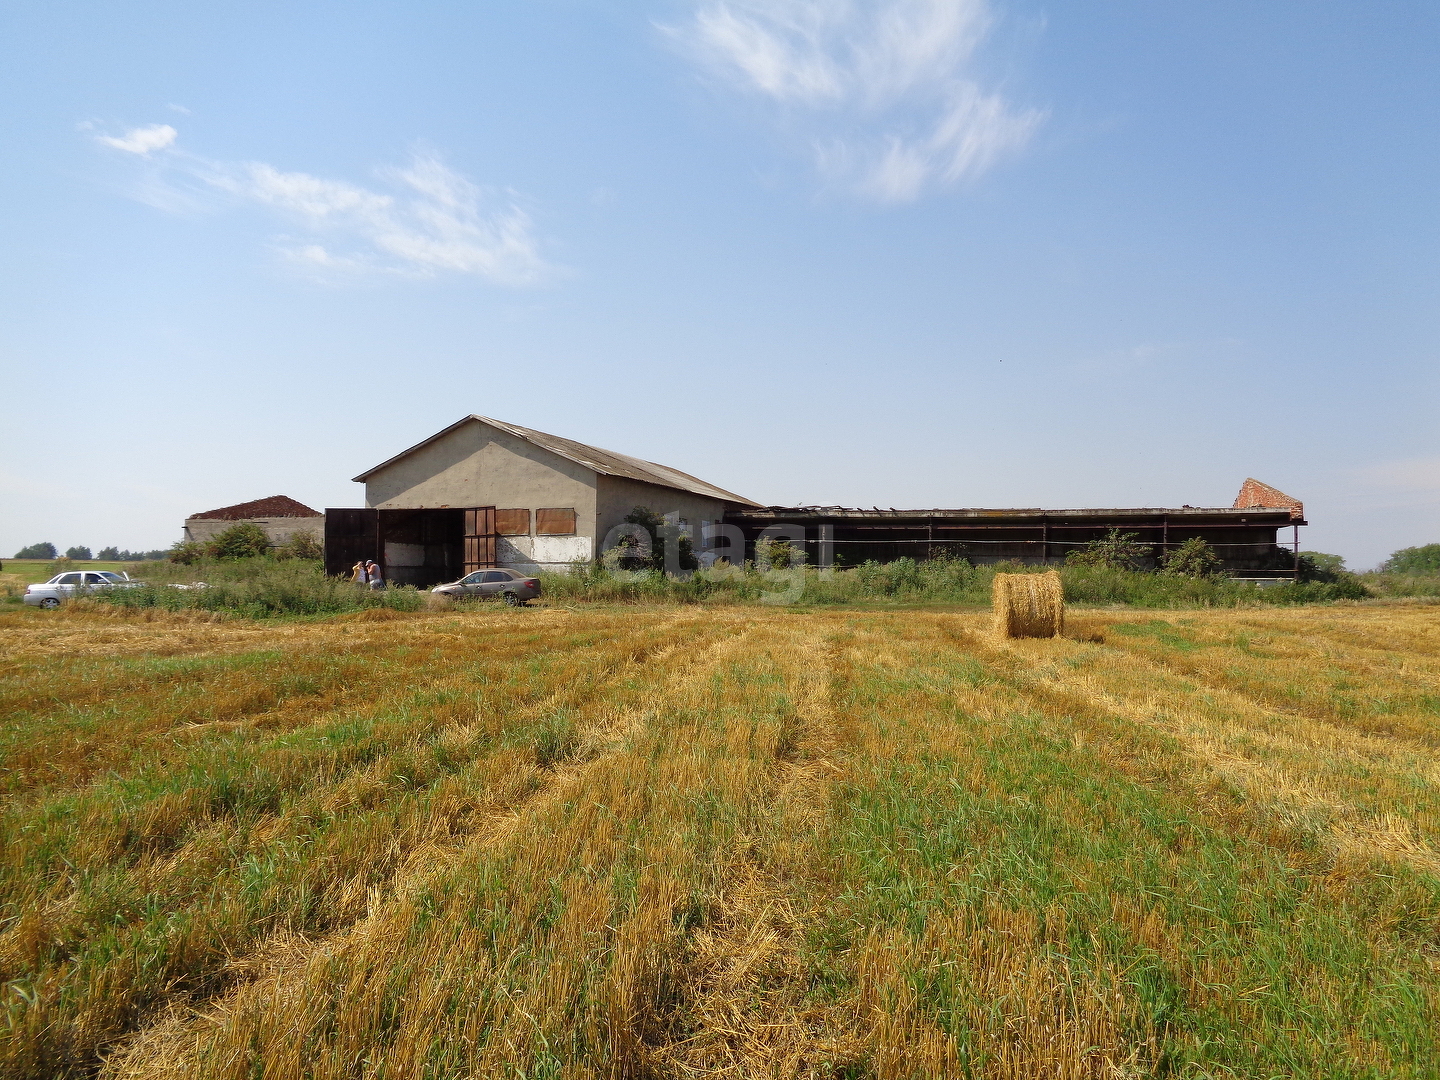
725 498 1304 577
324 415 761 586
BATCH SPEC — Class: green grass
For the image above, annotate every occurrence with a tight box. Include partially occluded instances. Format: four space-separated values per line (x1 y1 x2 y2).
1 605 1438 1076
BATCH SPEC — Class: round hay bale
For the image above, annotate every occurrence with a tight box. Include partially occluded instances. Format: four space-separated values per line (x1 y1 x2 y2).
992 571 1064 638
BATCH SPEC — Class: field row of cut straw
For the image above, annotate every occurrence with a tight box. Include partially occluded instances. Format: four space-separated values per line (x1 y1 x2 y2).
1 604 1438 1078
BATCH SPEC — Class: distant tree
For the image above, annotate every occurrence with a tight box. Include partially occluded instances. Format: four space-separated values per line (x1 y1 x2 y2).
1381 543 1440 576
1065 529 1149 571
97 546 121 561
1161 537 1222 578
1297 551 1347 582
208 523 272 561
65 546 92 561
14 542 57 560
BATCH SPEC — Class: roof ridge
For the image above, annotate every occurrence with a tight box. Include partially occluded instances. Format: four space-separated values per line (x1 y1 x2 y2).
352 416 760 507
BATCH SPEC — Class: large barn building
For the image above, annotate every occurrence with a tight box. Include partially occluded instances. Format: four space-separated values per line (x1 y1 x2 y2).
324 416 1306 586
325 416 760 585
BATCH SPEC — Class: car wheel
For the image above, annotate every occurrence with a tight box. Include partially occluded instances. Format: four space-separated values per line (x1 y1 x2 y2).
502 591 523 607
39 597 60 609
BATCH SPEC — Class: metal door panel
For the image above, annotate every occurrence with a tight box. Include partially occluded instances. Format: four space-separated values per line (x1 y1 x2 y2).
463 507 497 573
325 509 379 578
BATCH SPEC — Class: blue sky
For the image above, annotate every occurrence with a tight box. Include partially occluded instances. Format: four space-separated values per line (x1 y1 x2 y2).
2 1 1436 567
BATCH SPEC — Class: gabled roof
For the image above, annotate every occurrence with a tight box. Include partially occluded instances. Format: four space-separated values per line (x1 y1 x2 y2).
1233 478 1304 520
353 416 761 507
188 495 321 520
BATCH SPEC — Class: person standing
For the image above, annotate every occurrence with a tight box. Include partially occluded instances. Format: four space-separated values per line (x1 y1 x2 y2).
351 560 368 585
366 560 384 589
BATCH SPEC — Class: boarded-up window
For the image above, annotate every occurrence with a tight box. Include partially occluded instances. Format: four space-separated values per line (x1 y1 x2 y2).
495 509 531 535
536 508 577 535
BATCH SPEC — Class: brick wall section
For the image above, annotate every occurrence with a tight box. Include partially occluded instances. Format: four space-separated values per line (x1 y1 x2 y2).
1232 478 1304 521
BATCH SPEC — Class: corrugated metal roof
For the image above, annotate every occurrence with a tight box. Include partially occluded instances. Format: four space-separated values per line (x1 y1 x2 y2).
736 506 1300 521
353 416 761 507
188 495 321 520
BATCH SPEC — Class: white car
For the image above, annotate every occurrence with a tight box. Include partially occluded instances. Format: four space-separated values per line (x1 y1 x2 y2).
24 570 138 608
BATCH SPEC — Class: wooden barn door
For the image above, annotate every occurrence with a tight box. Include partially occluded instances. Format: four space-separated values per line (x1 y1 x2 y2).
463 507 497 572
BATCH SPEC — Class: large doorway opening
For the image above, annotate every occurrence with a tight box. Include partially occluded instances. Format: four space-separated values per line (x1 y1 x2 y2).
324 507 496 588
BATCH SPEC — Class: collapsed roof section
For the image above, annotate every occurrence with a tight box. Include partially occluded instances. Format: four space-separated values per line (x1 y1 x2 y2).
1233 478 1304 520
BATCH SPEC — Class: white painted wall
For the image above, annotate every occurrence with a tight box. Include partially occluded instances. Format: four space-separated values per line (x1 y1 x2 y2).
497 535 592 573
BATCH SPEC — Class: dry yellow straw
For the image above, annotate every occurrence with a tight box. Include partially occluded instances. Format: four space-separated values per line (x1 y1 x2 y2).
992 571 1064 638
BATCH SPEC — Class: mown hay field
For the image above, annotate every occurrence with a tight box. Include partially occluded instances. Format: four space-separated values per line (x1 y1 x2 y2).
1 603 1438 1079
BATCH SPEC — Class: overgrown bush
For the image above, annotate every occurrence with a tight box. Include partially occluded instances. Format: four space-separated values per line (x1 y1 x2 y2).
275 531 324 560
168 541 208 565
754 536 804 569
1160 538 1222 578
601 507 697 574
208 523 273 560
1065 529 1151 570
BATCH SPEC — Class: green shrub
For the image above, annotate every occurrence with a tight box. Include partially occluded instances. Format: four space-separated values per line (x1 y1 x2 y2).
1160 538 1222 578
276 531 324 560
169 541 208 565
13 542 57 560
65 546 92 561
602 507 698 574
208 523 273 560
1065 529 1150 570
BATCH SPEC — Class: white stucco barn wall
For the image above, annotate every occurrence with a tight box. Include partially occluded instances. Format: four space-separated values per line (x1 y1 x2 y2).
362 420 599 537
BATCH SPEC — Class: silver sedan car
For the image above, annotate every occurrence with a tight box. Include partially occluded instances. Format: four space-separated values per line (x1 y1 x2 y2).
430 568 540 606
24 570 138 608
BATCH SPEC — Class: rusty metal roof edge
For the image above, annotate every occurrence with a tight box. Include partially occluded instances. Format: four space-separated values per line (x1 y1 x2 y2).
736 505 1302 519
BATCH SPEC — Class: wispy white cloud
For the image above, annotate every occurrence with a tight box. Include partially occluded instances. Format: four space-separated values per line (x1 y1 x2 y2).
91 127 549 284
669 0 1042 201
95 123 177 155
